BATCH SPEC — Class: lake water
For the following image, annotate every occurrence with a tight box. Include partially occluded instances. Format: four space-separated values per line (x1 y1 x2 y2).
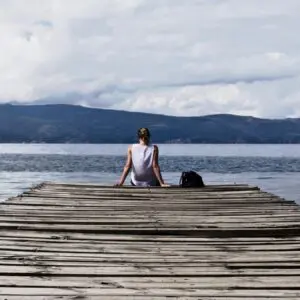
0 144 299 204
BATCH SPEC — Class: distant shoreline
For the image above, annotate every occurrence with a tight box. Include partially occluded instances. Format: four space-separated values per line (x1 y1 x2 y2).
1 104 300 144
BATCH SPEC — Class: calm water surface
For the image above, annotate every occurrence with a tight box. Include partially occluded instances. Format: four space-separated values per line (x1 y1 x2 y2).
0 144 299 204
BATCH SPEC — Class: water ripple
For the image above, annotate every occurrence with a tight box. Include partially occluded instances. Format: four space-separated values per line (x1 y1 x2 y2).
0 154 299 173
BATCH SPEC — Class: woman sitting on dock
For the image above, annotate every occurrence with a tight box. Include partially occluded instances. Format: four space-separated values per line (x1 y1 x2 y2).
115 127 168 187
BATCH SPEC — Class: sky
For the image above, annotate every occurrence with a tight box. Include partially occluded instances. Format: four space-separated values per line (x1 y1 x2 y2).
0 0 300 118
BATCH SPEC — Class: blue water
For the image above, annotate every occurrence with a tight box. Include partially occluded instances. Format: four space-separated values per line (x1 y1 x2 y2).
0 144 299 204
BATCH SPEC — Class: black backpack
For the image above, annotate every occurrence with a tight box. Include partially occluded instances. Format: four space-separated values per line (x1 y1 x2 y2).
179 171 205 188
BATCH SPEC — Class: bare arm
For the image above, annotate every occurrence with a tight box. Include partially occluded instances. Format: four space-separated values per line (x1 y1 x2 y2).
152 145 166 186
116 146 132 186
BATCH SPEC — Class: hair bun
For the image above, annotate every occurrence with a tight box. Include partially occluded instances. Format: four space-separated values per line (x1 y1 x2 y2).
138 127 151 138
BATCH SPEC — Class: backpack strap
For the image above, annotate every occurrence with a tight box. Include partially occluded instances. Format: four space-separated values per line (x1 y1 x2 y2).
179 172 185 187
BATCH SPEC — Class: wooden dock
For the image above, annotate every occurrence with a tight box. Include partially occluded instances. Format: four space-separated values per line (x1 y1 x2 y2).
0 182 300 299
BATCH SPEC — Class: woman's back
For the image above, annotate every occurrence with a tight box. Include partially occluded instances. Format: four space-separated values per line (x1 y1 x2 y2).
116 127 167 187
130 143 156 186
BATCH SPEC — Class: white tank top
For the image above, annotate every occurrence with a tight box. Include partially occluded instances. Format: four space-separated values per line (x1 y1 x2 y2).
130 143 156 186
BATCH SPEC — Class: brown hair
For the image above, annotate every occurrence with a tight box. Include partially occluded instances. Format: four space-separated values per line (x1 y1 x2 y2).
137 127 151 144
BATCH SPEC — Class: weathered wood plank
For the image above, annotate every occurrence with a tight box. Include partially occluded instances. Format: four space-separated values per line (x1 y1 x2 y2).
1 259 300 268
41 182 259 189
1 250 300 261
1 297 299 300
2 241 300 257
9 196 296 205
1 275 300 288
2 213 300 221
0 287 299 297
2 209 300 216
1 239 300 251
20 193 278 200
0 222 299 233
1 216 300 225
1 183 300 299
0 229 300 242
3 294 299 300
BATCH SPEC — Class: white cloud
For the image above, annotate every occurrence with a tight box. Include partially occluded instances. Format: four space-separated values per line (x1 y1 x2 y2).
0 0 300 117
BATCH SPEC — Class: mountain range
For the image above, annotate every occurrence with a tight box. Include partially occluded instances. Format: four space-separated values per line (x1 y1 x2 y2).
0 103 299 143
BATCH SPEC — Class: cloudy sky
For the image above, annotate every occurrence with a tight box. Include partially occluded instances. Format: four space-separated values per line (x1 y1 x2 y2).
0 0 299 117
